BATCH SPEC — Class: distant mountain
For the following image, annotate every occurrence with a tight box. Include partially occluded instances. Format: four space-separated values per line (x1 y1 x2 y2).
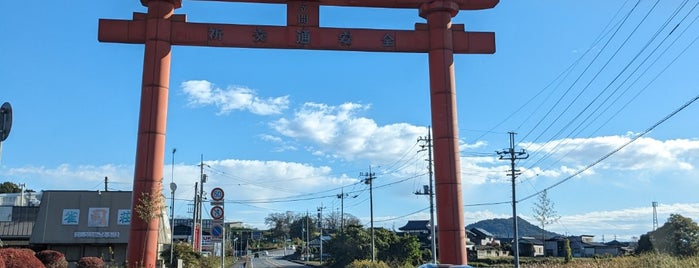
466 217 560 240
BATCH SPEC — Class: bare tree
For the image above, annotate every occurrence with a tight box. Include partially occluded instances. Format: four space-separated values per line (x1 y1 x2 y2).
532 190 560 241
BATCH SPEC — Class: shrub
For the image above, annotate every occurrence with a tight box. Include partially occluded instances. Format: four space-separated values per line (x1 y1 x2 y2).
0 248 44 268
77 257 104 268
36 250 68 268
346 259 391 268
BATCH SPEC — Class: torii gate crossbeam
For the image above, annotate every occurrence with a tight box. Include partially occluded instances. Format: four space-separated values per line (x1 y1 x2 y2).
98 0 497 267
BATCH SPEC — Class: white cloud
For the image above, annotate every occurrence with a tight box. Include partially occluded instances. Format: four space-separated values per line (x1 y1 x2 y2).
522 135 699 174
200 159 360 203
6 164 133 191
181 80 289 115
460 140 488 150
540 203 699 241
271 102 427 163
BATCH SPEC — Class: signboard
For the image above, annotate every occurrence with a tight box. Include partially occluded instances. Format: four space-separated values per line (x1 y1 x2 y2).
210 187 224 201
62 209 80 225
211 223 223 238
0 102 12 142
210 206 224 220
74 232 120 238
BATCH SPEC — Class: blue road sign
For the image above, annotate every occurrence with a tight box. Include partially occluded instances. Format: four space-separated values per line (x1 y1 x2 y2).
211 224 223 238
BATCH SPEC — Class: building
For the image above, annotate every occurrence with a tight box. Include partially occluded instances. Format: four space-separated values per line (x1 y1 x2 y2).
0 192 41 248
29 190 171 266
518 237 544 257
398 220 434 250
468 228 500 246
466 228 508 259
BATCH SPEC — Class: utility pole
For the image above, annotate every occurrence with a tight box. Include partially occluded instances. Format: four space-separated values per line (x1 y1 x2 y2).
192 182 199 250
306 210 310 265
317 204 326 264
360 167 376 262
337 187 357 233
416 127 437 264
337 188 346 232
497 132 528 268
170 147 176 267
198 154 208 253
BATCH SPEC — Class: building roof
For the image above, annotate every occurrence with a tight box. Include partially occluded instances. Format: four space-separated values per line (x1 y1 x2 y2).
398 220 430 231
471 227 495 238
519 237 544 245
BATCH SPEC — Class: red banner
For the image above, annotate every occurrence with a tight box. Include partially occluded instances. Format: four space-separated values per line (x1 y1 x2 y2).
193 223 201 251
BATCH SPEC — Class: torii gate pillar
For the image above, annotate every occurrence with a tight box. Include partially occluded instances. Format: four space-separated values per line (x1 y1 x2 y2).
420 1 468 264
126 1 180 267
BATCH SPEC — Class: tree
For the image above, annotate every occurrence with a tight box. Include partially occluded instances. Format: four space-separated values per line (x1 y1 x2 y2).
325 225 421 267
289 214 317 242
636 233 654 254
324 211 361 233
667 214 699 256
563 238 572 263
326 224 372 267
0 181 21 193
265 212 297 241
379 230 421 266
532 190 560 241
637 214 699 257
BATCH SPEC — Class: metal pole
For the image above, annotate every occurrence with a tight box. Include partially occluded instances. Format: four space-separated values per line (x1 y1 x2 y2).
170 148 176 267
170 183 177 267
426 129 437 264
366 167 375 262
510 154 520 268
318 205 324 264
418 128 437 263
199 154 206 253
497 132 528 268
192 182 198 250
222 223 225 268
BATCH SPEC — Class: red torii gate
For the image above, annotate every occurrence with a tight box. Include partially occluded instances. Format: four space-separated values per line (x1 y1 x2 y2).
98 0 496 266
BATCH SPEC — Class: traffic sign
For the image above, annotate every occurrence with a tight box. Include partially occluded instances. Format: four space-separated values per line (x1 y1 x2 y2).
0 102 12 142
211 224 223 238
210 187 224 201
210 206 224 220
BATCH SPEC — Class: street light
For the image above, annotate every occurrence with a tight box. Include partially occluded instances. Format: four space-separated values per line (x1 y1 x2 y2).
169 182 177 267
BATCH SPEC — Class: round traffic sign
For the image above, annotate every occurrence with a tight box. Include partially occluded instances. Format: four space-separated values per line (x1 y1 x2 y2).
210 206 224 220
0 102 12 142
211 187 224 201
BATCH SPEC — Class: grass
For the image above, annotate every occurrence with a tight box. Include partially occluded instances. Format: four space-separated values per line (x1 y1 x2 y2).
468 254 699 268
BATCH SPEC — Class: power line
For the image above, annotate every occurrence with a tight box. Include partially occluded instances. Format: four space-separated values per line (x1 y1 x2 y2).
518 92 699 203
373 207 429 223
524 0 695 171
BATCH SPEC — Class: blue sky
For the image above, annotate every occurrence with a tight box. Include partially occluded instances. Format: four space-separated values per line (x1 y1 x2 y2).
1 0 698 242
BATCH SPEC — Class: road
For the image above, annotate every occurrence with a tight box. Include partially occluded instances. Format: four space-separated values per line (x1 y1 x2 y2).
236 249 308 268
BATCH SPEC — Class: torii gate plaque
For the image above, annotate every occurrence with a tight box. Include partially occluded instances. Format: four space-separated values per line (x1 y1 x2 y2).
99 0 496 266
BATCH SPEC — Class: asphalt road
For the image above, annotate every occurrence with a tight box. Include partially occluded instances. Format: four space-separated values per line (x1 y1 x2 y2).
237 249 308 268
